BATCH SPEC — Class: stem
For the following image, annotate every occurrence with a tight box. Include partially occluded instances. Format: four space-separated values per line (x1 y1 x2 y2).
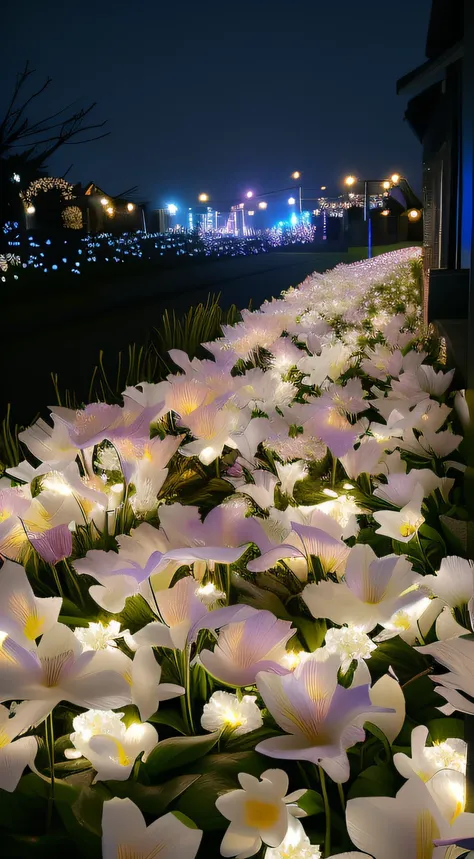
415 531 436 573
46 712 55 830
338 782 346 814
148 577 161 617
319 766 331 858
63 558 84 606
215 457 220 479
179 646 195 734
401 667 432 689
331 455 337 489
49 564 64 599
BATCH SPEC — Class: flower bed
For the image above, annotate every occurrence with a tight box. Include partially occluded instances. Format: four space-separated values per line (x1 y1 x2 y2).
1 223 317 284
0 246 472 858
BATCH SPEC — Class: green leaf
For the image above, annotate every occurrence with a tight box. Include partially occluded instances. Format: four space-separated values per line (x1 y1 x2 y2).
347 764 397 799
171 810 199 829
144 732 219 778
106 774 201 814
297 789 324 816
148 709 187 735
364 722 392 760
225 725 281 752
427 718 464 742
293 617 326 652
0 833 78 858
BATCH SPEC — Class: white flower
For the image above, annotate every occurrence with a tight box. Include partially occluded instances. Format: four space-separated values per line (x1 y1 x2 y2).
216 768 306 858
101 797 202 859
201 691 263 736
276 461 309 498
373 483 425 542
73 621 124 652
197 582 226 606
394 725 467 782
265 817 321 858
0 560 62 649
324 627 376 672
67 709 157 782
423 557 474 609
0 701 40 792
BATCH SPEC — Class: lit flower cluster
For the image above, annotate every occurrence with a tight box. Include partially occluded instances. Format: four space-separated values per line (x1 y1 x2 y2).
0 246 471 858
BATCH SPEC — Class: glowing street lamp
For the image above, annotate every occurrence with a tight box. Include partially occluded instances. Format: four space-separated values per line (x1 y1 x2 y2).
391 173 401 185
246 190 254 199
344 175 357 187
26 205 35 215
291 171 301 180
288 196 296 205
407 208 421 221
167 204 178 216
382 180 391 190
198 193 209 202
321 185 327 191
100 197 109 206
127 202 135 212
106 206 115 216
381 209 390 217
258 201 268 210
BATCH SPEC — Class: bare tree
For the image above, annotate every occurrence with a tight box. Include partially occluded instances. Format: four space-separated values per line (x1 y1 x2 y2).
0 62 109 166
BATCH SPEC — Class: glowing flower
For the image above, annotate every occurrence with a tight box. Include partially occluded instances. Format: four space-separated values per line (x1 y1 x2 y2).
346 777 473 859
340 439 383 479
0 560 62 649
373 470 453 507
394 725 467 782
361 345 403 380
398 427 462 459
0 701 40 792
66 709 157 782
299 342 353 387
201 691 262 736
200 611 294 687
216 768 306 858
256 652 390 782
275 461 309 498
73 620 124 652
27 523 73 564
128 576 252 651
234 470 279 510
303 543 424 632
101 797 202 859
0 622 130 724
180 403 241 464
324 627 376 672
373 483 425 542
265 817 322 858
248 522 350 580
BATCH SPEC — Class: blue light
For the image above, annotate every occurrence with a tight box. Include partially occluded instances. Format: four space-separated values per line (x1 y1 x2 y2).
290 213 298 226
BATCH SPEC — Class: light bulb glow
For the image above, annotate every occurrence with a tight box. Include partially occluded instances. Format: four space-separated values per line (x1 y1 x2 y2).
288 197 296 205
382 180 391 190
408 208 421 221
198 193 209 202
344 175 356 187
391 173 401 184
26 205 36 214
291 171 301 179
381 209 390 216
246 191 254 199
127 203 135 212
258 201 267 209
100 198 108 206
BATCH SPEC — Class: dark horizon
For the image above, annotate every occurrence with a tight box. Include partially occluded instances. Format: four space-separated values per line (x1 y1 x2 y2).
2 0 432 209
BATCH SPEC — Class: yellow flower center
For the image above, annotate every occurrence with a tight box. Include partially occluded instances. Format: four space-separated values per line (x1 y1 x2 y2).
244 799 280 829
24 613 45 641
0 727 11 749
400 523 416 537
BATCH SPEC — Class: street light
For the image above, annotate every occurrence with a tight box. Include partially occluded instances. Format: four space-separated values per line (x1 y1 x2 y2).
100 197 109 206
291 171 301 180
344 175 357 187
391 173 401 185
288 196 296 205
258 201 268 210
127 203 135 212
246 191 254 199
321 186 327 191
167 204 178 215
106 206 115 216
26 205 35 214
382 180 391 190
381 209 390 217
198 193 209 202
408 208 421 221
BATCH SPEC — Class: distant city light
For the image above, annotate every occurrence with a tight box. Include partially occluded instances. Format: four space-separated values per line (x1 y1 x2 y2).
246 191 254 199
127 203 135 212
106 206 115 216
198 193 209 202
391 173 401 184
248 210 255 216
290 212 298 225
291 171 301 180
288 197 296 205
100 197 109 206
26 205 35 214
258 201 268 209
382 180 391 190
167 204 178 215
321 186 327 190
344 175 356 187
381 209 390 217
408 208 421 221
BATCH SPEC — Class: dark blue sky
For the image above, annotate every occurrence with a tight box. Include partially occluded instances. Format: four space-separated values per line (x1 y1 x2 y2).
2 0 431 208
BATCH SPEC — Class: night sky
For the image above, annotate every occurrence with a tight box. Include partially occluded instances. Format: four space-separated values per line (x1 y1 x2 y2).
2 0 431 209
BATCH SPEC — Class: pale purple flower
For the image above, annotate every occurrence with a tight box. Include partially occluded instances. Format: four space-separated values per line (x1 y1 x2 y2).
28 523 73 564
199 610 294 686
